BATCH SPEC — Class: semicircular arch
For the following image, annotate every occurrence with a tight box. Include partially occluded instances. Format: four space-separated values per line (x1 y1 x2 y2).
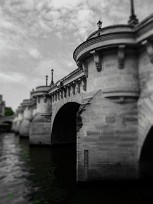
51 95 83 136
51 101 81 145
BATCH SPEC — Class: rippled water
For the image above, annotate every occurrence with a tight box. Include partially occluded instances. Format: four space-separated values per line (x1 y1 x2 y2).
0 133 152 204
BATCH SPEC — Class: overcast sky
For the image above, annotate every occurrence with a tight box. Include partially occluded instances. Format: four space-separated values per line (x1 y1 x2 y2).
0 0 153 110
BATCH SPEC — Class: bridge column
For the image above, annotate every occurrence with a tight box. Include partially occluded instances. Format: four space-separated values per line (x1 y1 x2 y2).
74 26 140 181
29 86 51 145
14 106 24 134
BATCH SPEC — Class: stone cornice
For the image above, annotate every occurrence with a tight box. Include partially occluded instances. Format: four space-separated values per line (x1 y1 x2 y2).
31 91 49 98
135 15 153 43
73 15 153 62
36 86 50 91
103 91 139 98
21 99 33 107
87 25 133 40
73 31 136 62
135 14 153 31
31 86 50 98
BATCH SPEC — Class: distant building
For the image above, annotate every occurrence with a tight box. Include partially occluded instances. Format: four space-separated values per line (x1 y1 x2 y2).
0 95 5 117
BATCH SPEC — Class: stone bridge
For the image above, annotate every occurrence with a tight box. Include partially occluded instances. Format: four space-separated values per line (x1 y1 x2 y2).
0 115 14 132
0 115 14 123
12 10 153 182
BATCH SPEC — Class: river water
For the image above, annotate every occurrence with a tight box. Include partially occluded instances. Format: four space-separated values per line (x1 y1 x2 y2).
0 133 152 204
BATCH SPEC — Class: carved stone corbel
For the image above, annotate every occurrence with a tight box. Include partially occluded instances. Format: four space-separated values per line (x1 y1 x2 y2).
90 50 102 72
55 92 57 101
143 40 153 64
72 82 76 95
61 89 63 99
77 79 81 93
76 60 82 69
82 62 88 78
52 94 54 102
67 85 71 97
118 45 125 69
58 91 60 100
82 78 87 91
63 88 67 98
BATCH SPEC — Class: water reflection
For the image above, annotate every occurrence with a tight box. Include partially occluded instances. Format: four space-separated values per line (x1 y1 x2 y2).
0 133 29 204
0 133 153 204
26 144 76 204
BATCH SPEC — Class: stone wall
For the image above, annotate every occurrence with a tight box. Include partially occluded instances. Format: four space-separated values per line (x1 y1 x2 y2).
87 48 139 95
77 90 138 181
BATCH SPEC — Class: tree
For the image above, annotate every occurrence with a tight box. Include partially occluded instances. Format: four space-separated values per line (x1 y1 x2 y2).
5 107 14 116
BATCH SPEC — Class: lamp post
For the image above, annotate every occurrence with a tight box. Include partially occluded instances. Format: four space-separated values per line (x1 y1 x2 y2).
46 75 48 86
50 69 54 86
97 20 102 30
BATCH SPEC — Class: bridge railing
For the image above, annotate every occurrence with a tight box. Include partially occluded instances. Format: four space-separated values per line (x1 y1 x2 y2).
48 68 86 102
48 68 85 94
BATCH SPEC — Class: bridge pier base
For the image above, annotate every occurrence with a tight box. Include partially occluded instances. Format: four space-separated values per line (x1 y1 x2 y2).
29 113 51 145
19 119 31 137
14 120 21 134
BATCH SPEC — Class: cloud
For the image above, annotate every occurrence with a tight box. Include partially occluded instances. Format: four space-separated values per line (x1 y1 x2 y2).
29 48 41 58
0 71 27 84
34 58 71 85
0 0 153 111
48 0 81 9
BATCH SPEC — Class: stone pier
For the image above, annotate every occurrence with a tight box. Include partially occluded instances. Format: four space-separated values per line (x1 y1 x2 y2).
14 106 24 134
29 86 51 145
19 99 33 137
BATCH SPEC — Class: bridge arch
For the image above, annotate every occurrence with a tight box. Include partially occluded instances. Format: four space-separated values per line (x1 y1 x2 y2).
0 121 12 132
139 126 153 179
51 102 80 145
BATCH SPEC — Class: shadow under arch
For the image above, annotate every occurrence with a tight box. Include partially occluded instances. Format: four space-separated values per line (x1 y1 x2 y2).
51 102 80 145
139 126 153 180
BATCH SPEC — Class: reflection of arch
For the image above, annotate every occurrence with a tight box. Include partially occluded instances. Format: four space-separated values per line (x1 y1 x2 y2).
1 121 12 132
51 102 80 145
3 121 12 125
139 126 153 179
